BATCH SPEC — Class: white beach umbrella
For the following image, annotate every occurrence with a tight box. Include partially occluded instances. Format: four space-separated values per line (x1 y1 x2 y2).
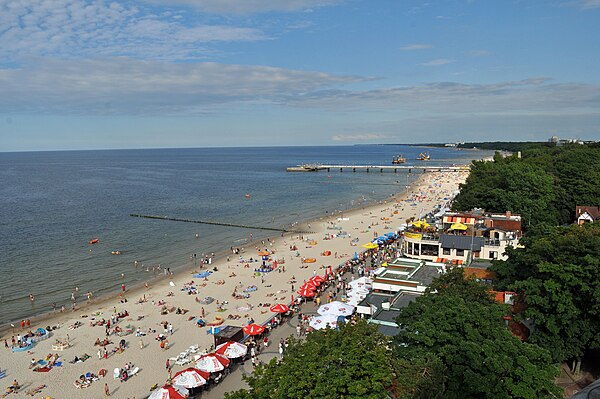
195 353 230 373
348 277 372 289
317 301 356 317
309 314 340 330
173 368 210 389
214 341 248 359
148 384 189 399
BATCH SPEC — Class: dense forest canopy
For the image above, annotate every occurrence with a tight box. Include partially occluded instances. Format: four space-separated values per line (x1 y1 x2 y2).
452 143 600 226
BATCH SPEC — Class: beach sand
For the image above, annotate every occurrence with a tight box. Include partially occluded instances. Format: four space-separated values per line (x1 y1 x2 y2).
0 169 468 399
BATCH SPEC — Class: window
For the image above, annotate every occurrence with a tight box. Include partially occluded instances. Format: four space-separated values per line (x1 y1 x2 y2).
443 248 451 255
456 249 464 256
489 251 498 259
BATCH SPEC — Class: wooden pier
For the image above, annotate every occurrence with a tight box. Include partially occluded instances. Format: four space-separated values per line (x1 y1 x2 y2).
286 164 469 173
130 214 309 233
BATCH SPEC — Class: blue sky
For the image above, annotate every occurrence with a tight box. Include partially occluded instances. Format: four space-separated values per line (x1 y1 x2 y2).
1 0 599 151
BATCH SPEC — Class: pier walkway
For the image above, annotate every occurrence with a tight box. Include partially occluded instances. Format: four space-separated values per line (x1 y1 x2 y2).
286 164 469 173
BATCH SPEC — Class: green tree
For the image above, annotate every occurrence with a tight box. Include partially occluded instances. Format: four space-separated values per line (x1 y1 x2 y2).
491 223 600 362
394 269 560 399
452 154 557 228
226 321 395 399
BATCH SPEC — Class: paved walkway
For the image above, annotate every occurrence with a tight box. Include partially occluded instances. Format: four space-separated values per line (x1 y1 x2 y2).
201 270 354 398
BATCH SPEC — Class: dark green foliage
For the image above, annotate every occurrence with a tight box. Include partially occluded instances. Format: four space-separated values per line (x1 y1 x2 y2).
452 143 600 227
491 223 600 362
452 153 557 227
395 268 561 399
225 321 395 399
389 354 447 399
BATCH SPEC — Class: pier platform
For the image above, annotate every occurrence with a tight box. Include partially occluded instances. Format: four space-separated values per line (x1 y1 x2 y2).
286 164 469 173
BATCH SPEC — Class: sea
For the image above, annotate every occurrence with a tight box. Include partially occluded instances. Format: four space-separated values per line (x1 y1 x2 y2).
0 145 492 325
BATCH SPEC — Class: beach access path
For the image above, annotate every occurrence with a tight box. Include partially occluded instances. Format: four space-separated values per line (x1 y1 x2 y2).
0 170 468 399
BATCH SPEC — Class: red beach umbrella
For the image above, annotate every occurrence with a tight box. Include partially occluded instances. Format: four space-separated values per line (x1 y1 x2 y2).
302 281 319 290
243 323 266 336
195 353 230 373
269 304 290 314
297 287 316 297
309 275 325 284
172 368 210 388
148 384 189 399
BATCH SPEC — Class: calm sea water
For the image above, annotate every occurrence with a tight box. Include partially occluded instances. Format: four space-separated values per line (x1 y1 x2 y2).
0 145 490 324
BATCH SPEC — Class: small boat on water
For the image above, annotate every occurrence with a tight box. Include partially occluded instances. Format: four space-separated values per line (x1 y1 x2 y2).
416 152 431 161
245 194 251 198
111 250 122 255
89 238 99 244
392 154 406 164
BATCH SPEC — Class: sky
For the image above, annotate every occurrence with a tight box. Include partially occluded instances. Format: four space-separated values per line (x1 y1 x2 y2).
1 0 599 151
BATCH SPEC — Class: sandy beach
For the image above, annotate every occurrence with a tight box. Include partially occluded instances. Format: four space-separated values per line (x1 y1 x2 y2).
1 169 468 399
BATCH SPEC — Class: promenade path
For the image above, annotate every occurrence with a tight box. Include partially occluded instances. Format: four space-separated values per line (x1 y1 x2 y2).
202 269 356 398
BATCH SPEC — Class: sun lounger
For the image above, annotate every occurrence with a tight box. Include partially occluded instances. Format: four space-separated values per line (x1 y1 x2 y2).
175 357 190 366
129 367 139 377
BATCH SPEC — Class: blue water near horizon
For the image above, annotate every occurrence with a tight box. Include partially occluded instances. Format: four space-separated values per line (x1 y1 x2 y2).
0 145 491 325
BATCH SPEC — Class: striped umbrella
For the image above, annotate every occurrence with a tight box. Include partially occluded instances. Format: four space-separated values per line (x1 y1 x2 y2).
148 384 189 399
173 368 210 389
215 341 247 359
195 353 230 373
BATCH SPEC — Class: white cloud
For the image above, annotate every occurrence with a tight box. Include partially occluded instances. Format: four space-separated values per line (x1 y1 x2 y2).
421 58 455 66
144 0 341 14
331 133 387 141
0 0 266 62
572 0 600 9
400 44 433 51
0 58 364 114
282 78 600 116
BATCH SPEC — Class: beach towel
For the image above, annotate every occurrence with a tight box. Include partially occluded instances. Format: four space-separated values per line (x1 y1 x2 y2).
34 367 51 372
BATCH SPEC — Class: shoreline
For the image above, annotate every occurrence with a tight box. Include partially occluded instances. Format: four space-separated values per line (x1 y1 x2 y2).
1 167 468 399
0 171 431 335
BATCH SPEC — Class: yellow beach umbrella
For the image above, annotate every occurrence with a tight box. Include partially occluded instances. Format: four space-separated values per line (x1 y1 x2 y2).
412 220 424 228
362 242 378 249
450 222 468 231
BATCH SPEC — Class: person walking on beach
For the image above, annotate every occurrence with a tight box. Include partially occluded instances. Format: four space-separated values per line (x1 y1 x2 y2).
104 383 110 396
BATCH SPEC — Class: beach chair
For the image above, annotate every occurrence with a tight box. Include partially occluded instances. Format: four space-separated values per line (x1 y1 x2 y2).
0 369 6 379
129 367 139 377
113 368 120 379
188 344 199 353
175 356 190 366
